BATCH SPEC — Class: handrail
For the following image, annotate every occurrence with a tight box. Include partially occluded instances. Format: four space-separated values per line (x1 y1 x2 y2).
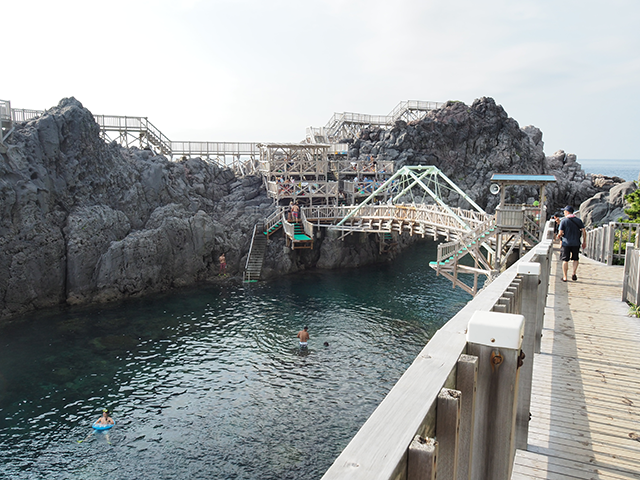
244 223 259 273
282 219 295 238
622 244 640 305
321 100 444 142
300 209 314 238
264 206 284 233
0 99 11 121
11 108 44 122
584 222 640 265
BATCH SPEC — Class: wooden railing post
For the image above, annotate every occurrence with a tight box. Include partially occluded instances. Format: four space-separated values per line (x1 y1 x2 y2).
622 243 633 302
514 262 540 450
467 311 524 480
456 355 478 480
437 388 462 480
606 222 616 265
537 243 551 352
408 436 438 480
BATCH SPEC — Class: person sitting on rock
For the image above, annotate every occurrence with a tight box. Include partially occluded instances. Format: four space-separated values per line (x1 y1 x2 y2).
219 253 227 276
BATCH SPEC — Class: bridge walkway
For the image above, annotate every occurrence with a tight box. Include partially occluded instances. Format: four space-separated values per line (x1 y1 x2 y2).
511 251 640 479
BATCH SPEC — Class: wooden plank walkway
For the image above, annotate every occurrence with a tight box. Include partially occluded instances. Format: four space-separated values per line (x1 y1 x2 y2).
511 250 640 479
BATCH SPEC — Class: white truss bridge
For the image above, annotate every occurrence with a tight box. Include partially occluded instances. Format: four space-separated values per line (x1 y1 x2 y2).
247 166 548 294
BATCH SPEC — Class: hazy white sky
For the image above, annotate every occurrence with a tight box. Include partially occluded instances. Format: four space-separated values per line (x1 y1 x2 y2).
3 0 639 159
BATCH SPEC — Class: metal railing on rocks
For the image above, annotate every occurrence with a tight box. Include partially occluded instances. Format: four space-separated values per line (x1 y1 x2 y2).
321 222 556 480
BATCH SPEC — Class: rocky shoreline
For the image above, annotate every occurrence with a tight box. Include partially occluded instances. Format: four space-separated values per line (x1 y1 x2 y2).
0 97 633 322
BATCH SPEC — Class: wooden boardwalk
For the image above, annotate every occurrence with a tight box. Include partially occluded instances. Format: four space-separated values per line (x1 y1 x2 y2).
511 249 640 479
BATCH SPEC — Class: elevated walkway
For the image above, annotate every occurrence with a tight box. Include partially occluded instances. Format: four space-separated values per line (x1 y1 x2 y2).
3 103 260 175
306 100 445 143
511 252 640 479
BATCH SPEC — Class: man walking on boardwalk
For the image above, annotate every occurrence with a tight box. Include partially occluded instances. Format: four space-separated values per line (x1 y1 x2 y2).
297 326 309 349
557 206 586 282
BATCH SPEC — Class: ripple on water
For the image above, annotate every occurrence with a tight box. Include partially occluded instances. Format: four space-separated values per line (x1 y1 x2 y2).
0 240 471 479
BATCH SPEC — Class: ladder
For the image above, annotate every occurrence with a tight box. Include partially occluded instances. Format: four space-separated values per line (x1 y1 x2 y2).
243 222 267 282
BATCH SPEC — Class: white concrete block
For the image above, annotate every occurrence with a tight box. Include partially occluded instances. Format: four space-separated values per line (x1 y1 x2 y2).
517 262 540 275
467 311 525 349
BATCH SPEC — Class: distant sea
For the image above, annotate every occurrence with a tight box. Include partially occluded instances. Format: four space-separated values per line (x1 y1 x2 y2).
577 159 639 182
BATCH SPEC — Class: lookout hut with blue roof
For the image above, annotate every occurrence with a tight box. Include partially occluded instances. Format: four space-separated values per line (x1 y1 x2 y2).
489 173 557 266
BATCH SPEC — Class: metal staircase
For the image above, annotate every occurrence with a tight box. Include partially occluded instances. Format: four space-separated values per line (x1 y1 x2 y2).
243 222 268 282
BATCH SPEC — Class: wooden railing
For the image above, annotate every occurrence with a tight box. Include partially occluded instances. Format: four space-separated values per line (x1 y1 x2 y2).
343 180 388 197
264 207 285 233
9 107 43 123
623 244 640 305
334 204 491 232
300 209 314 238
584 222 640 265
266 180 339 199
435 216 496 266
333 159 394 176
0 99 11 122
321 223 555 480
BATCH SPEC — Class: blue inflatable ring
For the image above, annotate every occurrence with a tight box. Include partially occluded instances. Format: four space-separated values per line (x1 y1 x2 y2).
92 420 115 431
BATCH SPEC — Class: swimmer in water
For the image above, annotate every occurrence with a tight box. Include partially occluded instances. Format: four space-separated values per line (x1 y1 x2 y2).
94 408 115 427
297 326 309 349
78 408 114 444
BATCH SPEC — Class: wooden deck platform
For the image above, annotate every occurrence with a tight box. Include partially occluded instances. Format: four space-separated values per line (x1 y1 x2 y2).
511 249 640 479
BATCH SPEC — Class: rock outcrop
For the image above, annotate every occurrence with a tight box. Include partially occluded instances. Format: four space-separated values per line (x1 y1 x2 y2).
578 181 638 227
0 98 405 321
0 98 274 319
350 98 605 212
0 96 617 321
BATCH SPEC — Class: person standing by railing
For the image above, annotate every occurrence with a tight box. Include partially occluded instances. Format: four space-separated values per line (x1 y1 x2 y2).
557 206 586 282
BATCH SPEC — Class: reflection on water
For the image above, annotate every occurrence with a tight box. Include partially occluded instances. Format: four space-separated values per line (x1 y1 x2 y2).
0 240 471 479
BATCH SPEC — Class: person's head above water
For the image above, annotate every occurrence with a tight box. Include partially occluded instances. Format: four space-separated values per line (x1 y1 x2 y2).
303 326 308 331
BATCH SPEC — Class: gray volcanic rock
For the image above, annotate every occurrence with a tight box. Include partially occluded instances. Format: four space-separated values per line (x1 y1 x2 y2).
0 98 274 320
0 96 620 321
350 98 605 213
578 181 637 227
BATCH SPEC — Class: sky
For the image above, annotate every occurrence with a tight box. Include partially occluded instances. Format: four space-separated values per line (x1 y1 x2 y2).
3 0 640 160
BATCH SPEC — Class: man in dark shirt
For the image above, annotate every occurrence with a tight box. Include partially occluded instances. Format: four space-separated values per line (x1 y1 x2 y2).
557 206 586 282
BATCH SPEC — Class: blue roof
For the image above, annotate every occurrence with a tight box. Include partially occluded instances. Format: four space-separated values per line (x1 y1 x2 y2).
491 174 556 183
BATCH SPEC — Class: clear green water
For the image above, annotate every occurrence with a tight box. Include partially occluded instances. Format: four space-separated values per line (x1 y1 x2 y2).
0 240 471 480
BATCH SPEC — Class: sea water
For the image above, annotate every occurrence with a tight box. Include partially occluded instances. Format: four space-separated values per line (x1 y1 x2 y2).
0 240 470 480
578 159 639 182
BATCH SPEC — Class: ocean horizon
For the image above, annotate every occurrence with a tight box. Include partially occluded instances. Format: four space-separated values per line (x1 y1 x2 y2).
577 158 639 182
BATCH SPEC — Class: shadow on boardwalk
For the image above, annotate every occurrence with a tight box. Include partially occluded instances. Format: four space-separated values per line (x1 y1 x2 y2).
512 249 640 479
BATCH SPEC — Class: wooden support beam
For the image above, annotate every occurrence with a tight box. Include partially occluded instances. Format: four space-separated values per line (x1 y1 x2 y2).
437 388 461 480
514 262 540 450
408 435 438 480
456 355 478 480
533 242 551 353
467 311 524 480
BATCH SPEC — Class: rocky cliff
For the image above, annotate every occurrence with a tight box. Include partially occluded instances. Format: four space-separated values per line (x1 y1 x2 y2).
0 98 274 319
1 98 406 321
1 97 615 321
349 97 607 211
